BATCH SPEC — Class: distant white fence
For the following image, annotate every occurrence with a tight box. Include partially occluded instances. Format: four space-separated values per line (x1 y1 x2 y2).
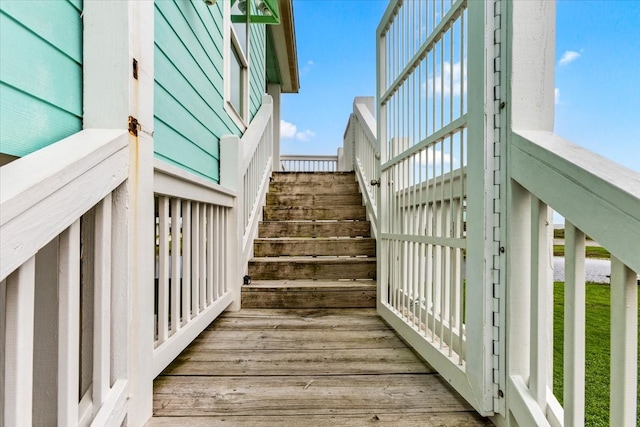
280 154 339 172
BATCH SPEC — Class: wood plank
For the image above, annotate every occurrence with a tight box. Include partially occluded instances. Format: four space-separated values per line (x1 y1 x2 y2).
243 280 376 291
241 287 376 308
150 308 490 425
253 237 375 257
249 257 376 280
266 193 363 206
162 347 433 376
271 172 357 184
147 412 491 426
268 182 360 194
259 221 371 238
264 206 366 221
209 308 388 330
153 374 473 416
186 329 410 350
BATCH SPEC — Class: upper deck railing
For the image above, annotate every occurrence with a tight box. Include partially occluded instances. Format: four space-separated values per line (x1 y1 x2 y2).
280 154 339 172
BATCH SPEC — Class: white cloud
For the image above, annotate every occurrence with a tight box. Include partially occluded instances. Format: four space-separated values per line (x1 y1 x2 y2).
424 60 466 98
418 147 452 166
280 119 316 142
295 129 316 142
280 119 297 138
559 50 581 66
555 88 560 105
301 60 314 75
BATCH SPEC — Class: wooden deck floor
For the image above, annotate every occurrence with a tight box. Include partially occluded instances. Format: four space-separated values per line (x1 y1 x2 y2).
147 308 491 426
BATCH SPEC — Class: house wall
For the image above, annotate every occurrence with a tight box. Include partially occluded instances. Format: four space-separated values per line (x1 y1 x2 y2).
154 0 267 183
249 16 267 118
0 0 83 158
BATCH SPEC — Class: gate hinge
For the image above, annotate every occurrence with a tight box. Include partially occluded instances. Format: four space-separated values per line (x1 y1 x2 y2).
128 116 139 136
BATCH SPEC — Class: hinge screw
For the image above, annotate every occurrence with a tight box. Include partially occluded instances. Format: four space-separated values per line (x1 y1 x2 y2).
499 101 506 110
500 246 505 253
498 389 504 398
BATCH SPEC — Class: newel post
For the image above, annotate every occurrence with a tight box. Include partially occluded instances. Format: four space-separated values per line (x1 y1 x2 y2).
503 0 556 424
220 135 244 311
83 0 155 424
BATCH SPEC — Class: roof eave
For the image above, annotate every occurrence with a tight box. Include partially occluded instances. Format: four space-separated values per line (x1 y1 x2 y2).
270 0 299 93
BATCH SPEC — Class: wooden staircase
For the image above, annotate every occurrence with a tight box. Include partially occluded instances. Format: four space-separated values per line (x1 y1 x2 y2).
243 172 376 308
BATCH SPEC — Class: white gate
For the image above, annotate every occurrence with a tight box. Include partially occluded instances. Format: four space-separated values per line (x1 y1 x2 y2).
376 0 496 416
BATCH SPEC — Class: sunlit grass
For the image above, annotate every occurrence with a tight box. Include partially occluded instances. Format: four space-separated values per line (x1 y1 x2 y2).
553 281 640 427
552 244 610 259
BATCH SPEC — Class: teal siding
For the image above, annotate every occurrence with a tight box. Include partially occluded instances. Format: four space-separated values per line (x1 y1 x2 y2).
0 0 82 157
154 0 269 183
249 20 266 119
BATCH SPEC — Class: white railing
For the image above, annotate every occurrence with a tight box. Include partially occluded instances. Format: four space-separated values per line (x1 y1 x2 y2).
343 96 379 236
0 130 135 426
152 161 236 377
507 130 639 427
280 154 339 171
221 94 274 275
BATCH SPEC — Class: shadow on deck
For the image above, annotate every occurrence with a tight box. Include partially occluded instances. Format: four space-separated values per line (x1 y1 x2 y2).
147 308 490 426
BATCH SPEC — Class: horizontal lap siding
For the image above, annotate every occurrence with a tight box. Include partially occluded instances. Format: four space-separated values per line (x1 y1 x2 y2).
0 0 82 157
155 0 240 183
249 19 266 120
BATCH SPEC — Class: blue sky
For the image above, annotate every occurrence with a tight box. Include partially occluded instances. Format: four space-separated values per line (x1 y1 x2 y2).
280 0 639 173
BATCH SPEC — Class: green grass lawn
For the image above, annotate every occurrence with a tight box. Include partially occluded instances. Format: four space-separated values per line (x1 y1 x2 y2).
553 282 640 426
553 244 611 259
554 228 595 242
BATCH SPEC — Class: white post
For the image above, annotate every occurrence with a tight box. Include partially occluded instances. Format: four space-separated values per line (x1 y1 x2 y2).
83 0 155 424
503 1 556 424
267 83 281 171
4 257 36 427
32 238 60 425
508 1 556 133
610 258 638 427
58 221 81 427
220 135 243 311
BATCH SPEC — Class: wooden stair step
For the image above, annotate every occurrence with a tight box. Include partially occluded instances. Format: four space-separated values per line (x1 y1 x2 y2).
259 220 371 238
268 181 360 194
249 257 377 280
266 193 362 206
242 280 376 309
254 237 375 257
271 171 357 184
264 206 366 221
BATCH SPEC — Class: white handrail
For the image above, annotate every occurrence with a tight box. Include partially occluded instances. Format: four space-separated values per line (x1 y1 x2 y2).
343 97 379 236
511 130 640 272
508 129 640 426
220 95 274 283
0 130 133 426
0 129 129 281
